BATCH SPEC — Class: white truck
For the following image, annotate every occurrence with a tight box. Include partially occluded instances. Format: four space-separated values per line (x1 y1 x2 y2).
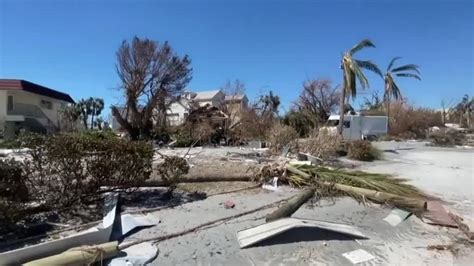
323 114 388 140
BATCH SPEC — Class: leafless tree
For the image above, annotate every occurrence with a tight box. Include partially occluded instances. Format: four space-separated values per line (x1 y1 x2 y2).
294 79 340 126
221 79 246 97
111 37 192 139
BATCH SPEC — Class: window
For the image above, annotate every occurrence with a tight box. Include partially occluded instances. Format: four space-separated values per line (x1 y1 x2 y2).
40 100 53 110
343 121 351 128
7 96 13 111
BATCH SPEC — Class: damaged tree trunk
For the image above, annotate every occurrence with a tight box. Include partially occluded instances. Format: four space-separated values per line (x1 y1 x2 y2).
265 188 315 222
143 174 253 186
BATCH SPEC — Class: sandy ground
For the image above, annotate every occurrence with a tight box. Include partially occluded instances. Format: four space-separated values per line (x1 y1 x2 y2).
119 142 474 265
123 187 471 266
362 141 474 219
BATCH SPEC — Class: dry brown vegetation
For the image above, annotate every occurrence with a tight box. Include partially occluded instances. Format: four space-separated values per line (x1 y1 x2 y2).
266 123 299 154
300 129 345 159
347 140 382 161
388 101 443 139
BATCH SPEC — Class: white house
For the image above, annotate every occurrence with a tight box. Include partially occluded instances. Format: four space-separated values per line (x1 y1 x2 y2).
166 90 226 126
0 79 74 139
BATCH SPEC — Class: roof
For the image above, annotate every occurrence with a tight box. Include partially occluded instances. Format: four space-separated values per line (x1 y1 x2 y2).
225 94 247 101
193 90 222 100
0 79 75 103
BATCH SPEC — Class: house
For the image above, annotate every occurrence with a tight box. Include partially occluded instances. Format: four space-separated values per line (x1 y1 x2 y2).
0 79 74 139
166 90 226 126
224 94 249 120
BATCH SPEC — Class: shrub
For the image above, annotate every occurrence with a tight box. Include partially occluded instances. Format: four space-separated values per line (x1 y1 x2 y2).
0 158 29 232
389 102 443 139
0 138 22 149
428 130 465 147
266 124 299 154
302 129 345 159
21 133 153 210
347 140 381 161
156 156 189 190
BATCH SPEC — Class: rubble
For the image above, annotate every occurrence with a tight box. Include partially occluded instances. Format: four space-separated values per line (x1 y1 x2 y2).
1 142 473 265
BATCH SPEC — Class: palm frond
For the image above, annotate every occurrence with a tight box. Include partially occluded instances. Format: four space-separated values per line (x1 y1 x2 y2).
349 69 357 98
352 62 369 90
286 165 429 212
387 56 402 71
395 73 421 80
385 74 402 101
356 60 383 78
391 64 420 74
391 80 402 100
349 39 376 55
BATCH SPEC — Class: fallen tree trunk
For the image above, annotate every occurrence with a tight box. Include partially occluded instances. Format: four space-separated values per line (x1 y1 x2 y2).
143 174 253 186
24 241 119 266
265 188 315 222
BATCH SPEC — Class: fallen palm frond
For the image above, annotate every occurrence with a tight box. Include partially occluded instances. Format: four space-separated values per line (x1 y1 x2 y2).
286 165 428 212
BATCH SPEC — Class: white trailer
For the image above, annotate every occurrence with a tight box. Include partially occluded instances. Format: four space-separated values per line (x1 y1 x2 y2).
325 114 388 140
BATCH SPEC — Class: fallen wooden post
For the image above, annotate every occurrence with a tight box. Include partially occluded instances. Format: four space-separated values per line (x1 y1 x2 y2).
24 241 119 266
265 188 315 222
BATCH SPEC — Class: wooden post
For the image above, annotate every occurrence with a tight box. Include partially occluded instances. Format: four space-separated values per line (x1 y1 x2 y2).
265 188 315 222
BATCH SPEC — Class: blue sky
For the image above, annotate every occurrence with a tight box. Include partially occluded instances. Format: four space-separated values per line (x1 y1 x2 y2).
0 0 472 115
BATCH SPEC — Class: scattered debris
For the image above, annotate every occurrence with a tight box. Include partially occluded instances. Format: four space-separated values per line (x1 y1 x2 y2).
424 201 458 228
383 209 412 226
286 165 428 212
237 218 367 249
224 200 236 209
109 242 159 266
262 177 279 191
0 194 119 265
24 241 119 266
118 197 294 250
0 195 158 265
341 249 375 264
447 211 474 240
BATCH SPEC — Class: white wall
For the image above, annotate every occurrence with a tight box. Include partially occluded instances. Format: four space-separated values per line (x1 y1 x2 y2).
6 90 69 127
167 102 188 126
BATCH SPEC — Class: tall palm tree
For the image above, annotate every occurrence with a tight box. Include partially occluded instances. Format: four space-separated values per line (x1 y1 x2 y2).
384 57 421 129
339 39 383 135
90 98 104 130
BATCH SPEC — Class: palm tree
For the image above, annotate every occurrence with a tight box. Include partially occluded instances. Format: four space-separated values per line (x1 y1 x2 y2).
339 39 383 135
90 98 104 130
384 57 421 129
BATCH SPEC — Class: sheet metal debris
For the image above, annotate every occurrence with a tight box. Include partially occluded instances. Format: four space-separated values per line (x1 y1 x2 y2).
262 177 279 191
383 209 412 226
236 218 367 249
0 194 118 265
109 242 159 266
342 249 375 264
120 213 157 236
424 201 458 228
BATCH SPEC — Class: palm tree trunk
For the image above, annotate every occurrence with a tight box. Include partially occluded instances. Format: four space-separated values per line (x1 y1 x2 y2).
338 84 346 136
386 95 391 133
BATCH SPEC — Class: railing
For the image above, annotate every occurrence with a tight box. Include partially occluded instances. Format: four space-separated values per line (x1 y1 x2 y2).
7 103 58 133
